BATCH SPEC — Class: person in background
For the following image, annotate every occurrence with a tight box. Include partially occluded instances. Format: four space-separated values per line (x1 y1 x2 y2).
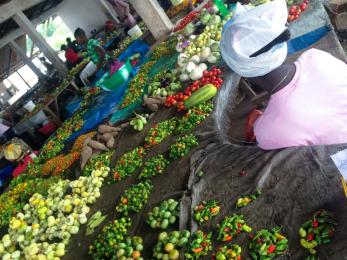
108 0 136 30
74 28 109 86
39 57 55 75
60 44 82 70
66 37 80 53
220 0 347 150
0 118 15 144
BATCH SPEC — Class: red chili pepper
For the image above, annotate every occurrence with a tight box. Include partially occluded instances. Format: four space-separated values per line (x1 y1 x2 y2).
306 232 314 241
312 219 319 228
267 245 276 254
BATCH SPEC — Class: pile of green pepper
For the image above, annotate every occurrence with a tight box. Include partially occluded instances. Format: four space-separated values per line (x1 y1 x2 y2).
138 154 170 179
144 118 178 148
169 134 199 160
153 230 191 259
236 190 261 208
116 181 153 215
113 147 146 181
120 61 156 109
214 244 242 260
249 227 288 259
176 102 214 134
115 236 144 260
185 230 212 259
193 200 221 224
83 151 114 176
147 198 180 229
299 209 337 258
89 217 131 259
217 214 252 242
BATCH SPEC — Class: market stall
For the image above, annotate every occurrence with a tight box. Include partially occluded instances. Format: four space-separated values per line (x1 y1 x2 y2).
0 0 346 260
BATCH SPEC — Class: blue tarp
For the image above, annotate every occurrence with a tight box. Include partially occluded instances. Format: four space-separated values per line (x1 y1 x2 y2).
64 41 150 143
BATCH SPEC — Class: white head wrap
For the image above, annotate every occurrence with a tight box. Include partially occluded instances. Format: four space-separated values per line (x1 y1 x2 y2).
220 0 288 77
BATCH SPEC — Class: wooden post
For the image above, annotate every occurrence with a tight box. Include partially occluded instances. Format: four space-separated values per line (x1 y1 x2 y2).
12 8 68 75
128 0 173 39
9 40 44 78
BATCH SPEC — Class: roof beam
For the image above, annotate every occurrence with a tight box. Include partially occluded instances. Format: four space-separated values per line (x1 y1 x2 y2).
0 3 60 48
0 0 45 24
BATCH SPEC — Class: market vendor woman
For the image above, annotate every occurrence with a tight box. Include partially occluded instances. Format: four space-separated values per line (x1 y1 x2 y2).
74 28 110 85
220 0 347 150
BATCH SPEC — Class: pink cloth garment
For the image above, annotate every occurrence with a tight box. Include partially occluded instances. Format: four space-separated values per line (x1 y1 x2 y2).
254 48 347 150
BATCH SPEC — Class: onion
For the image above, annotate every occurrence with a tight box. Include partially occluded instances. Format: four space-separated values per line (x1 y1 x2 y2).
200 47 211 61
186 62 197 73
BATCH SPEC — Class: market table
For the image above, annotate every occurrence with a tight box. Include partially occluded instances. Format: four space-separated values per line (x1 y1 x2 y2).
13 79 81 138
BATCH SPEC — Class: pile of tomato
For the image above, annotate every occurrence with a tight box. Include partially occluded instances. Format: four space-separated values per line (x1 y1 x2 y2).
173 11 199 32
165 67 223 108
288 0 309 22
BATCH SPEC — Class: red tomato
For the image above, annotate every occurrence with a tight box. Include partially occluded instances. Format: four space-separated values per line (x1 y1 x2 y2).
300 3 307 11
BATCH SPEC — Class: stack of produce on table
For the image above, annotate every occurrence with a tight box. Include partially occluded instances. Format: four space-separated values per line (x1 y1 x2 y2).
130 113 149 131
144 118 178 148
67 57 90 78
71 131 96 152
173 11 200 32
0 166 110 259
213 244 242 260
83 150 114 176
85 211 107 236
299 209 337 258
217 214 252 241
115 181 153 215
114 236 144 260
139 154 170 179
193 200 221 224
113 37 133 58
39 112 85 161
153 230 191 259
147 70 182 98
176 102 214 133
42 152 80 176
169 134 199 160
165 67 223 110
287 0 309 22
0 177 60 228
236 190 261 208
89 217 132 259
150 37 178 61
249 227 288 259
143 96 166 112
112 146 146 181
146 199 180 229
175 8 230 82
120 61 156 108
80 124 122 170
185 230 212 259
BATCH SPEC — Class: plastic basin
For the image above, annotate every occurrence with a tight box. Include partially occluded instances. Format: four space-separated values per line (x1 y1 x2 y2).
98 61 132 91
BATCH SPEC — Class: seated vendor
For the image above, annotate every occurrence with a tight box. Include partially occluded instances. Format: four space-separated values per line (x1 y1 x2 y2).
220 0 347 150
60 44 82 70
74 28 109 86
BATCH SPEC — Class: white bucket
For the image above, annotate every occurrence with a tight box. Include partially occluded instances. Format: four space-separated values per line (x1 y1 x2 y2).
127 25 143 40
23 101 36 112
